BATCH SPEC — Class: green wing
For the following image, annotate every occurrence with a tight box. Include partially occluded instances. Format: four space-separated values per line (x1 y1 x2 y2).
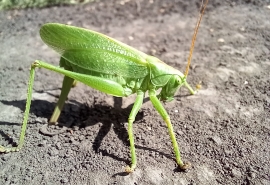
40 23 149 78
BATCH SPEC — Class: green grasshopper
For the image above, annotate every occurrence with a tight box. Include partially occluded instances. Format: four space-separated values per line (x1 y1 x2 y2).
0 0 208 172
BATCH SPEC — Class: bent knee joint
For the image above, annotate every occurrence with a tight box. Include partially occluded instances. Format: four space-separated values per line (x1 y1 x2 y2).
128 118 135 123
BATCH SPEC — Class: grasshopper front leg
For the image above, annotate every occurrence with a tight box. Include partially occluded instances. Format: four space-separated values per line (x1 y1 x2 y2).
125 91 144 173
149 89 190 170
184 81 197 95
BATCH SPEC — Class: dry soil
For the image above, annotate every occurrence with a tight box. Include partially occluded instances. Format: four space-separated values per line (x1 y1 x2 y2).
0 0 269 184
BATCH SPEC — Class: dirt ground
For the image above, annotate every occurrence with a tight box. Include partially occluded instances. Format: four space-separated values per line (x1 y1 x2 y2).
0 0 269 184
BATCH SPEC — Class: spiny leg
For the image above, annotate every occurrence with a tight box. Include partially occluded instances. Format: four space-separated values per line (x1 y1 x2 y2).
0 64 36 153
149 89 190 170
125 91 144 173
49 75 75 124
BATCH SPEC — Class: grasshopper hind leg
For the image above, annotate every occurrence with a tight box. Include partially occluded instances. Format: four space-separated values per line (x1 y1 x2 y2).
49 75 75 124
49 57 77 124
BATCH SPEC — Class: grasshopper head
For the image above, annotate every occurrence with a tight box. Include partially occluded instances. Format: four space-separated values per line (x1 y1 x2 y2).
158 75 186 102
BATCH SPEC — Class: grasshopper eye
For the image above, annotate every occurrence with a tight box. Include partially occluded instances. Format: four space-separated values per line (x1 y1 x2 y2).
176 76 182 85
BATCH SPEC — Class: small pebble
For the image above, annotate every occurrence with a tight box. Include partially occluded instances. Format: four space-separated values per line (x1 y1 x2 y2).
231 168 242 177
69 137 75 143
48 148 59 156
38 140 47 147
55 142 62 150
249 172 256 179
60 178 69 183
218 38 225 43
73 126 79 131
35 117 46 124
52 135 59 141
176 130 183 135
224 164 231 171
211 135 222 145
78 135 85 141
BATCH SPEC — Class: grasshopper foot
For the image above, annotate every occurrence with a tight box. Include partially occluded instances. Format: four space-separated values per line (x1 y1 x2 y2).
0 145 6 153
72 80 78 87
0 145 20 153
179 162 191 170
125 165 136 173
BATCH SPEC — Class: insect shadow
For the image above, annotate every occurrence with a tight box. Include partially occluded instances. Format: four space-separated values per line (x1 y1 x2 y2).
1 94 175 164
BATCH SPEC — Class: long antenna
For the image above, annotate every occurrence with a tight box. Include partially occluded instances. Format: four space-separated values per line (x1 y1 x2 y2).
184 0 208 77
